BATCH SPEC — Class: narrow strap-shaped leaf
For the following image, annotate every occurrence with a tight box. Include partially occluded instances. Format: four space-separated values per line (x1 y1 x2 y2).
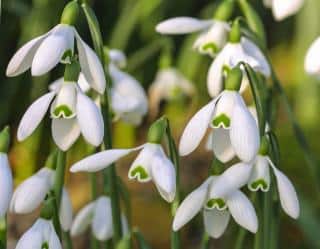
267 131 280 166
133 229 152 249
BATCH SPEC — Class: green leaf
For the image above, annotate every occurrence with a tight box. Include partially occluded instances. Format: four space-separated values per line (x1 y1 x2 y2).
133 229 152 249
116 234 132 249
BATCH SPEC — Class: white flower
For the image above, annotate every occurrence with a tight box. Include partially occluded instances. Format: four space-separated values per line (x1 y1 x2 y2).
173 164 257 238
305 37 320 77
110 64 148 126
0 153 13 216
148 68 195 115
71 196 128 241
17 80 104 151
6 24 106 94
263 0 304 21
10 168 54 214
179 90 260 163
248 155 300 219
156 17 230 56
109 49 127 69
59 188 73 232
207 37 270 97
70 143 176 202
15 218 62 249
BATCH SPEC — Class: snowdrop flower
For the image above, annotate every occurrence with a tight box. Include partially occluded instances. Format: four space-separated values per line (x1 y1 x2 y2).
156 17 229 57
248 138 300 219
70 138 176 202
305 37 320 77
263 0 304 21
110 64 148 125
17 76 104 151
179 67 260 163
15 218 62 249
149 68 195 115
173 163 257 238
10 167 54 214
207 21 270 97
71 196 128 241
0 152 13 216
6 1 106 94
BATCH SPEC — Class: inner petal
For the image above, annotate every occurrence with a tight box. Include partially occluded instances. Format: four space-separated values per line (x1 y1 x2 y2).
51 83 77 119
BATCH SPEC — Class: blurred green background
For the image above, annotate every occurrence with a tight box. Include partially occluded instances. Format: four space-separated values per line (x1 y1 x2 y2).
1 0 320 248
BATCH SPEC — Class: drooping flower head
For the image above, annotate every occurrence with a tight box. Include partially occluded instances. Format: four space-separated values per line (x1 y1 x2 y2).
263 0 304 21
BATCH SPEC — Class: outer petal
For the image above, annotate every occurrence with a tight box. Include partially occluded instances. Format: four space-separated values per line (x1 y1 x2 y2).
92 197 113 241
211 128 235 163
70 202 95 236
151 148 176 202
32 24 74 75
6 33 49 77
272 0 304 21
156 17 213 34
227 190 258 233
248 155 270 192
109 49 127 68
48 223 63 249
52 118 81 151
70 146 142 172
208 163 252 199
268 157 300 219
17 92 55 141
75 31 106 94
0 154 13 216
59 188 73 232
230 95 260 162
76 91 104 147
173 177 212 231
305 37 320 75
203 209 230 239
179 99 217 156
15 229 43 249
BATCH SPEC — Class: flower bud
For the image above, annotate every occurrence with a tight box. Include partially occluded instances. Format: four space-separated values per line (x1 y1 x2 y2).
147 118 167 144
214 0 235 21
0 126 10 153
228 19 241 43
60 1 80 25
225 66 242 91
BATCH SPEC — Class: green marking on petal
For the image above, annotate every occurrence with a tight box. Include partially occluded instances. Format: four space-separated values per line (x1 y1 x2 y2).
53 105 74 118
130 166 149 181
212 114 230 128
201 42 219 54
250 179 268 191
42 242 49 249
206 198 226 210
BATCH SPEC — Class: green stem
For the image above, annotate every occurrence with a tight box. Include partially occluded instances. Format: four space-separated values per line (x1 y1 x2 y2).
234 228 247 249
0 216 6 249
164 118 180 249
263 189 271 249
200 232 210 249
81 2 123 245
253 193 263 249
53 150 66 209
63 231 73 249
89 173 99 249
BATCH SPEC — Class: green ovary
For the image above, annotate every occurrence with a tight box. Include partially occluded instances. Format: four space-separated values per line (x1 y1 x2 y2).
212 114 230 128
206 198 226 209
130 166 149 181
250 179 268 191
42 242 49 249
53 105 73 118
201 43 219 54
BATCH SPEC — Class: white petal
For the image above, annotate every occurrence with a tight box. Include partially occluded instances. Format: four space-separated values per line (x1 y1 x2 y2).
203 209 230 239
76 91 104 147
156 17 213 34
49 78 64 92
10 168 53 214
6 32 49 77
77 73 91 93
59 188 73 232
305 37 320 75
75 30 106 94
248 155 270 192
179 99 217 156
151 148 176 202
208 163 252 199
48 224 63 249
0 154 13 216
272 0 304 21
52 118 80 151
230 94 260 162
17 92 55 141
227 190 258 233
92 197 113 241
173 177 212 231
109 49 127 68
51 83 77 119
70 202 95 236
32 24 74 75
211 128 235 163
15 228 43 249
70 146 142 172
267 157 300 219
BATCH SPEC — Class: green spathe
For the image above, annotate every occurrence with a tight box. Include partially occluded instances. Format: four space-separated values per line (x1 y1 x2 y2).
60 1 80 26
212 114 231 128
214 0 235 21
225 66 242 91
